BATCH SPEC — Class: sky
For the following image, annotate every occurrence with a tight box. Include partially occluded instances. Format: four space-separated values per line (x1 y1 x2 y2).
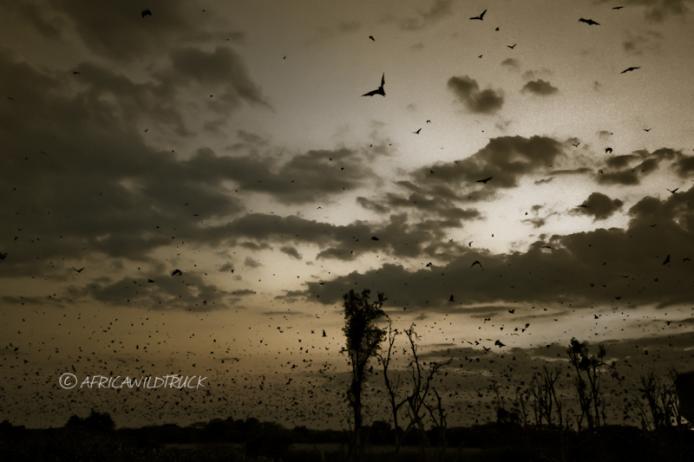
1 0 694 429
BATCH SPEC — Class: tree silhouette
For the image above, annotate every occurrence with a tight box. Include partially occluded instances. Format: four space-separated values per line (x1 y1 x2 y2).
377 319 408 453
342 289 386 458
567 338 607 431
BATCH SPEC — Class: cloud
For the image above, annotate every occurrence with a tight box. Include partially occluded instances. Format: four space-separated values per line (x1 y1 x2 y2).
83 272 232 310
303 185 694 309
447 75 504 114
574 192 624 220
398 0 454 31
211 212 473 262
280 246 303 260
521 79 559 96
600 0 693 22
411 136 564 199
244 257 262 268
166 46 268 110
623 30 663 55
597 148 683 185
500 58 521 71
0 49 384 276
3 0 64 38
47 0 231 62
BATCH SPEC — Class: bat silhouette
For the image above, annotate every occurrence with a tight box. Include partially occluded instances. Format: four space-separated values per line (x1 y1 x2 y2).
141 9 152 18
470 9 487 21
579 18 600 25
507 43 517 49
621 66 640 74
368 35 375 41
171 269 183 277
362 73 385 97
413 128 422 134
476 176 493 184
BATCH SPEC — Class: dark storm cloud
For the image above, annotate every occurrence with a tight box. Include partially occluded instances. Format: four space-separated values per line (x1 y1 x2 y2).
411 136 564 199
597 148 684 185
83 272 233 310
447 75 504 114
0 50 374 276
303 185 694 309
165 46 268 109
212 212 471 262
357 190 482 225
521 79 559 96
0 50 245 266
675 156 694 176
573 192 624 220
47 0 228 61
191 147 377 203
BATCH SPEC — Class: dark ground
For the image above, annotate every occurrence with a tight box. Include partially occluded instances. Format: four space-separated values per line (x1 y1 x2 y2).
1 417 692 462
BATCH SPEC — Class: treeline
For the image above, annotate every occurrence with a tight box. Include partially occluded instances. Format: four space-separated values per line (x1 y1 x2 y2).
340 289 690 458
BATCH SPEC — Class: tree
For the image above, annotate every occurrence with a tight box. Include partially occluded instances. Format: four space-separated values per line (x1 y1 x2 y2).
567 338 607 431
402 324 449 448
377 320 408 453
342 289 386 458
528 366 563 427
633 370 681 430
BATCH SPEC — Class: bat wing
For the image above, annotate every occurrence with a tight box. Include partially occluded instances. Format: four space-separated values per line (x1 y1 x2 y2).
362 89 378 97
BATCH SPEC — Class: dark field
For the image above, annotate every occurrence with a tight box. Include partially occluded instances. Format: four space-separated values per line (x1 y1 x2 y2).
1 420 692 462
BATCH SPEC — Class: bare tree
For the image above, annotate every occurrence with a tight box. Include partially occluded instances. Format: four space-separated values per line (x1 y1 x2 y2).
402 324 449 446
342 289 386 458
636 371 681 430
567 338 607 431
377 320 408 453
528 366 563 427
424 388 448 459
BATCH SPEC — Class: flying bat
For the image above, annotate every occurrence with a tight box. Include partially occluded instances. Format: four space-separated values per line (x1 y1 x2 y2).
368 35 375 41
171 269 183 276
621 66 640 74
470 9 487 21
141 9 152 18
362 73 385 97
413 128 422 134
507 43 517 49
476 176 493 184
579 18 600 25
